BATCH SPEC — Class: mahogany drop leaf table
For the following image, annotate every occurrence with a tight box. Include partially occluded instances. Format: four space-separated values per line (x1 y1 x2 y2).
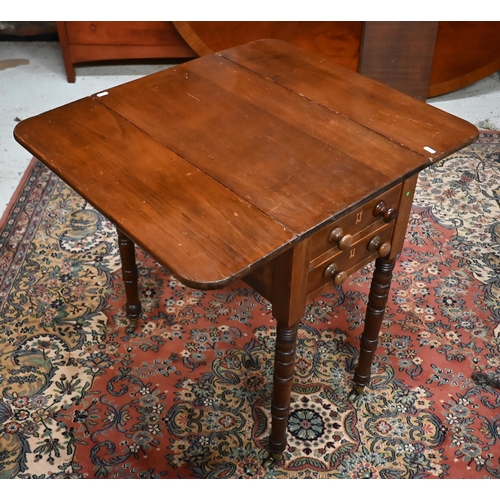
14 39 478 465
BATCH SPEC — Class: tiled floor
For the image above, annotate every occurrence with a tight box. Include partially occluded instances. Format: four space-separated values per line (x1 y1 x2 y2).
1 40 500 219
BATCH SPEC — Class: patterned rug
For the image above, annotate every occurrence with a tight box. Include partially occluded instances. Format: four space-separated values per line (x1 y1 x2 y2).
1 132 499 479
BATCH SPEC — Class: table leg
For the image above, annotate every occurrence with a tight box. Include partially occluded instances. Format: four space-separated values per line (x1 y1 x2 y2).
268 321 299 456
263 240 310 467
350 255 395 401
116 227 142 321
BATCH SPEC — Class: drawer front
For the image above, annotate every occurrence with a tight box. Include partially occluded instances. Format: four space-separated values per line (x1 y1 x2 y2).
310 183 402 260
65 21 184 46
307 222 395 295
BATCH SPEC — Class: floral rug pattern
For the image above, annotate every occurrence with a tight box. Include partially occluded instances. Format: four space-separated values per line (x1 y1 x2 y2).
0 133 499 479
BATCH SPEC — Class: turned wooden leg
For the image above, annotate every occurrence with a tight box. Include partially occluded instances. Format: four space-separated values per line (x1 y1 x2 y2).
350 256 396 401
116 228 142 321
263 239 310 468
269 321 299 455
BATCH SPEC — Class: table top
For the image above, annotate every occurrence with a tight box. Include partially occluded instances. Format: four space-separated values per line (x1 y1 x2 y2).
14 39 478 289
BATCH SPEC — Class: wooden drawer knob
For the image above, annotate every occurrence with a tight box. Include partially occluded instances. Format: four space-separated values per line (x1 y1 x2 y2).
367 236 392 257
323 263 348 286
373 201 398 222
328 227 353 250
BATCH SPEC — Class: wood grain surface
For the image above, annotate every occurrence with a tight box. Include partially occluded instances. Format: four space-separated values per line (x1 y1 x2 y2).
174 21 500 98
14 39 478 289
13 98 295 288
14 39 479 456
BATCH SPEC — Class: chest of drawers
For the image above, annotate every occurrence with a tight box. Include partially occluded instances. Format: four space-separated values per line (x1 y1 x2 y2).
57 21 197 82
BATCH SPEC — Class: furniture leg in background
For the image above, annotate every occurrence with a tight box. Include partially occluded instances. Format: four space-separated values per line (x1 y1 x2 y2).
116 228 142 322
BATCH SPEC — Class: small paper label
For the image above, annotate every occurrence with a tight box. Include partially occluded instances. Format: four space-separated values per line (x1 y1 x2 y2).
423 146 436 154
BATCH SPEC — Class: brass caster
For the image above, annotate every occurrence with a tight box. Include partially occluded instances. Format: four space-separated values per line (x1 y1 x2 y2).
347 385 365 403
262 452 282 470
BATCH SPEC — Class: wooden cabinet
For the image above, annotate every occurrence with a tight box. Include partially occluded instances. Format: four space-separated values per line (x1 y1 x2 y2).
57 21 500 98
57 21 197 82
175 21 500 98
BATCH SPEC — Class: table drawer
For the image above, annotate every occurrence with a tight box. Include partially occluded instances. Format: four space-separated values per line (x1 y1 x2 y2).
310 183 402 260
307 221 395 295
65 21 183 46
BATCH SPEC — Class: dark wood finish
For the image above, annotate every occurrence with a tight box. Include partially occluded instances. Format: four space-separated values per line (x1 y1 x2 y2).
56 21 197 83
387 174 420 261
308 223 395 297
270 321 300 454
358 21 439 101
117 228 142 321
14 39 477 458
94 58 422 235
271 242 310 326
57 21 76 83
430 21 500 97
13 97 295 289
173 21 363 72
353 257 396 390
268 240 310 454
373 200 398 223
309 184 401 260
175 21 500 98
219 40 475 159
57 21 500 96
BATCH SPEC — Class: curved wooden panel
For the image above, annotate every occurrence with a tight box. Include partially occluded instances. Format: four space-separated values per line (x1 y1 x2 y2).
174 21 500 98
429 21 500 97
173 21 363 72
